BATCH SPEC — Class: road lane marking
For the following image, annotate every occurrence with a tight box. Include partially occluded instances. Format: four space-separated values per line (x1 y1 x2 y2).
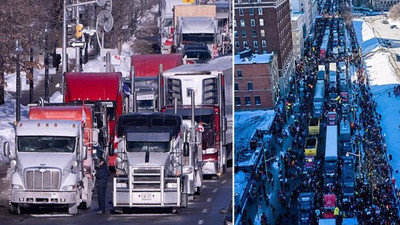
202 208 208 214
31 214 72 217
198 220 204 224
207 198 212 203
221 179 227 184
212 188 218 193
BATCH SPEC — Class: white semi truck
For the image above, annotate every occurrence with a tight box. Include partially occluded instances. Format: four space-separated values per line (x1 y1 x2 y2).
113 113 198 212
161 56 233 177
4 120 96 214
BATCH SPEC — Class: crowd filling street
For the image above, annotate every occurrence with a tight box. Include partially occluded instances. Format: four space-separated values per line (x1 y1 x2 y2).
236 0 400 224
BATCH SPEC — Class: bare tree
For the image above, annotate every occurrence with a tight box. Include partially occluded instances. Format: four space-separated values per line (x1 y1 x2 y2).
0 0 60 104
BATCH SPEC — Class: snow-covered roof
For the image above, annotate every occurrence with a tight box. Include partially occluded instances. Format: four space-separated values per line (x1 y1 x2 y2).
234 52 274 65
235 110 276 154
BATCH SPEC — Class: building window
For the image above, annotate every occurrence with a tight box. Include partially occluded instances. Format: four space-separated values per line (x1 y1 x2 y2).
234 20 236 27
235 41 240 48
253 41 258 48
258 8 263 15
234 31 238 38
259 19 264 26
245 97 251 106
240 19 245 27
255 96 261 105
249 8 254 15
262 40 267 47
260 29 265 37
235 97 241 106
242 30 247 37
251 19 256 26
243 41 248 47
239 9 244 16
248 82 253 91
235 83 239 91
237 69 243 79
252 30 257 37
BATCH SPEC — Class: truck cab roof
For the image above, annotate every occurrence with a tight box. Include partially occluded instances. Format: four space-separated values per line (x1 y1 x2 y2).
17 120 81 137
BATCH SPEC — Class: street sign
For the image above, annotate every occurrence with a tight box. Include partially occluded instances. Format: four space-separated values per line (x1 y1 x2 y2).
70 41 85 48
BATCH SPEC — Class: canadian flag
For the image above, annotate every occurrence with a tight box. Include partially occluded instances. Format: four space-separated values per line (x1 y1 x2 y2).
113 133 118 150
81 101 86 125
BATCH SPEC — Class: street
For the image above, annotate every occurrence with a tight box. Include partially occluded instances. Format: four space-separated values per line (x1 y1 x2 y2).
0 168 232 225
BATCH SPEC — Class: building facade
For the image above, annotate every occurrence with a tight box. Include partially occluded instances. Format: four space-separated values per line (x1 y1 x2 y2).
369 0 400 11
234 0 294 96
291 12 305 59
234 51 279 110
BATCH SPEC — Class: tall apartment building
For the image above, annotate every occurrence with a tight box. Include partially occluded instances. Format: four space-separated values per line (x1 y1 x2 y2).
234 0 294 96
234 50 279 109
369 0 400 10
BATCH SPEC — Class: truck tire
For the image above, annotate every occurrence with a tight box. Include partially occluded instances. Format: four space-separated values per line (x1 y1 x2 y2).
9 203 21 215
68 203 79 215
195 186 201 195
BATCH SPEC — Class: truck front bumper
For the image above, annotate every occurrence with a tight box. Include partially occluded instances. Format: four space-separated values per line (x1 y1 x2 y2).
11 190 77 204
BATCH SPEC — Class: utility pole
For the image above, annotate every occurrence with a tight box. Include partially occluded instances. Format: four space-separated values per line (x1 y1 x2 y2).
62 0 67 95
45 22 50 102
29 47 34 103
75 0 81 72
15 40 23 123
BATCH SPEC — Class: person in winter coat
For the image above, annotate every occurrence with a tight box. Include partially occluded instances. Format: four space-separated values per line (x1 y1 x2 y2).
96 157 110 214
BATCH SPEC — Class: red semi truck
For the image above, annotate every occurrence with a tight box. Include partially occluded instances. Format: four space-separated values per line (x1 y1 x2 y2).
64 72 123 167
124 54 182 112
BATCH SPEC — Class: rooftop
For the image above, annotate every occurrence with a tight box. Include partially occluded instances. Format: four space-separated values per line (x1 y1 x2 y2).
234 50 274 65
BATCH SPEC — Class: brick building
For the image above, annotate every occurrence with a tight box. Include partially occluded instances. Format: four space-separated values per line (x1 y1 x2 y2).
234 50 279 110
369 0 400 10
234 0 294 96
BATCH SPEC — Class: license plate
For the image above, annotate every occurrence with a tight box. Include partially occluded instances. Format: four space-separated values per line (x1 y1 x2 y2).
141 193 153 201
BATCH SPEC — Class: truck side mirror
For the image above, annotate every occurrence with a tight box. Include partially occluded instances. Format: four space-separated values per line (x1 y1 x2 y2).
109 142 115 156
183 142 190 157
92 129 99 146
3 142 10 159
82 146 88 160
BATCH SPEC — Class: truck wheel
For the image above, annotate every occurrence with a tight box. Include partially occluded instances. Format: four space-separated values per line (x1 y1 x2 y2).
195 186 201 195
68 203 79 215
9 203 21 215
172 207 181 214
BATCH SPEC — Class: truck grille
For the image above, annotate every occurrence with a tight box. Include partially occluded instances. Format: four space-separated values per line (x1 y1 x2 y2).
25 168 61 190
132 167 161 190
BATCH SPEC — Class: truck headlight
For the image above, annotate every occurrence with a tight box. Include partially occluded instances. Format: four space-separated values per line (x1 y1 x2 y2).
12 184 23 189
61 185 77 191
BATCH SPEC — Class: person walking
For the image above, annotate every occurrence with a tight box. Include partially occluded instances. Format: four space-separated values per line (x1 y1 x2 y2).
96 157 110 214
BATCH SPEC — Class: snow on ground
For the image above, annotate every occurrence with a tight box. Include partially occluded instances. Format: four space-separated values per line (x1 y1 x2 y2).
388 18 400 28
353 19 380 55
4 67 55 93
0 94 29 163
357 17 400 187
234 170 251 210
234 110 276 151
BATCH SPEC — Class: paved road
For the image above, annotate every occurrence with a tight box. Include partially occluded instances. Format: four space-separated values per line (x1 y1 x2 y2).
0 168 231 225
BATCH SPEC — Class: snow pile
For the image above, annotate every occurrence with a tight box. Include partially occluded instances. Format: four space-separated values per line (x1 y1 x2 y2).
0 94 29 163
235 110 276 151
388 18 400 28
353 19 380 55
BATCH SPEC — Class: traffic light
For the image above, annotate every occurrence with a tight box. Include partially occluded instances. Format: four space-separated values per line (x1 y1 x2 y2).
76 24 84 39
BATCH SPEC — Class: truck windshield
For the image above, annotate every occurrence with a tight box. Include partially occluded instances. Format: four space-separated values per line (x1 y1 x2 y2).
127 141 170 153
18 136 76 153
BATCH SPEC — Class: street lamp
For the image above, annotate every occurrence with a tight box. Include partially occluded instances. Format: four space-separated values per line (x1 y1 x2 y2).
346 151 361 175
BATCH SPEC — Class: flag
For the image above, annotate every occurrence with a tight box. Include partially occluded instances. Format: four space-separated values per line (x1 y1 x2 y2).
82 101 86 125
